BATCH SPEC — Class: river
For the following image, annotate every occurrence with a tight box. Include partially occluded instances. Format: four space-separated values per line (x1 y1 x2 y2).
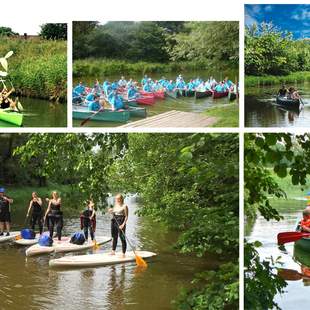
245 83 310 127
73 70 238 127
246 198 310 309
0 98 67 128
0 196 212 309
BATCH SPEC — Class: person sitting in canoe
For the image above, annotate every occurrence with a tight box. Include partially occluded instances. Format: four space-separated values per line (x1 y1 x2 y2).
278 85 288 97
187 80 196 91
108 90 124 111
291 88 301 100
44 191 63 241
208 76 217 87
80 199 96 242
118 76 127 88
214 82 225 93
141 75 148 86
0 87 17 110
204 81 212 91
224 77 234 89
0 187 13 236
108 193 128 258
127 85 139 101
26 192 43 235
176 78 186 90
143 80 153 93
111 81 119 90
73 82 86 96
299 209 310 233
165 80 176 92
88 95 102 112
126 79 134 88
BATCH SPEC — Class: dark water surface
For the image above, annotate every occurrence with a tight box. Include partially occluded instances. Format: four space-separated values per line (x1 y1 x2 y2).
0 97 67 128
0 196 212 310
245 83 310 127
73 70 238 127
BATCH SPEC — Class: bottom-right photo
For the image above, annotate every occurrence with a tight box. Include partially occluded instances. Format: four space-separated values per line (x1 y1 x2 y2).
245 133 310 309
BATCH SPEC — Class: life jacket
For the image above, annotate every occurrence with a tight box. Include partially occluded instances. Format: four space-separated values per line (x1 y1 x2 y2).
70 232 85 245
38 234 53 246
21 229 36 239
301 218 310 229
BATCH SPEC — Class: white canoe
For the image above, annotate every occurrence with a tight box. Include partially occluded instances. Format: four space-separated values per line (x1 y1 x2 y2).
0 231 20 243
26 236 111 257
14 234 40 246
49 251 157 268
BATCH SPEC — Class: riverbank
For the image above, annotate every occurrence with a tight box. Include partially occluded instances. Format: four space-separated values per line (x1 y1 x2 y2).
203 103 238 127
73 58 235 77
0 37 67 102
245 72 310 89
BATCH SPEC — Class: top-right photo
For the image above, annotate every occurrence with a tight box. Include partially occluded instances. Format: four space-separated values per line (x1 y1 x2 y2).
245 4 310 127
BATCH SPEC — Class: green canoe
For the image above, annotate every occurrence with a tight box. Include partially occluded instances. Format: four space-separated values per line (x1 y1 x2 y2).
294 240 310 267
294 237 310 253
128 106 147 118
0 109 23 126
73 105 130 123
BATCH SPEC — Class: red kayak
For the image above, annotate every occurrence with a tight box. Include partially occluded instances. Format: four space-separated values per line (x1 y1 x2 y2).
139 90 165 99
136 96 155 105
212 91 229 99
139 91 155 98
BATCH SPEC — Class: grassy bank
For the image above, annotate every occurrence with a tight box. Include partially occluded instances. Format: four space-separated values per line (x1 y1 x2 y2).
0 37 67 102
245 71 310 88
204 103 239 127
73 58 231 77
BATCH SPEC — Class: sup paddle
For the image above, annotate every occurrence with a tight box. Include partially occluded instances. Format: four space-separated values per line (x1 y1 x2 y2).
112 213 147 268
277 231 310 245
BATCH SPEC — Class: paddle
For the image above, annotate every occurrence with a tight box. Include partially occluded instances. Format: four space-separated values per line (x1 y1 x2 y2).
80 106 104 126
277 268 308 281
277 231 310 245
112 213 147 268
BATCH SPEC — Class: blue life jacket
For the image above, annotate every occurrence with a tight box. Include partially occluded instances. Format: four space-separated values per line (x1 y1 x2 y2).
143 83 152 92
215 85 224 92
74 85 85 94
88 101 101 111
86 93 94 102
127 88 137 100
110 95 124 110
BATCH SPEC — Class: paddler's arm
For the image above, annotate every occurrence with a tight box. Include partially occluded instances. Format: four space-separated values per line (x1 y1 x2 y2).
301 225 310 233
4 196 13 204
26 200 33 217
44 200 51 222
119 206 128 230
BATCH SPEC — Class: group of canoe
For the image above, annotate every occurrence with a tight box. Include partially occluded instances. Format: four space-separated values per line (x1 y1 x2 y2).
72 75 238 123
0 189 156 268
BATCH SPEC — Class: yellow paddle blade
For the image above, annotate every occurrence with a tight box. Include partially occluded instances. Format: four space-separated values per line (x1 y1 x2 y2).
93 240 101 250
15 235 22 240
135 254 147 268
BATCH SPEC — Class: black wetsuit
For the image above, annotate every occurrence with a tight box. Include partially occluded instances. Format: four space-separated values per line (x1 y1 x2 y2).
111 215 127 253
48 202 63 240
81 209 95 241
31 200 43 234
0 196 11 222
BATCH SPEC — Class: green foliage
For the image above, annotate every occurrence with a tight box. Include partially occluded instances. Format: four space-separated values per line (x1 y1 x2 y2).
39 23 67 40
0 26 18 36
0 37 67 101
108 133 239 307
245 23 310 76
203 103 239 127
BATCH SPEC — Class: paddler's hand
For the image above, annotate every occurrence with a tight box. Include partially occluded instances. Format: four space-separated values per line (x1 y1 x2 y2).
119 223 125 230
108 208 113 213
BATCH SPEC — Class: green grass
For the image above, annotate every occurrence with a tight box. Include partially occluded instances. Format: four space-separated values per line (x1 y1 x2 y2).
0 37 67 102
245 71 310 88
203 103 239 127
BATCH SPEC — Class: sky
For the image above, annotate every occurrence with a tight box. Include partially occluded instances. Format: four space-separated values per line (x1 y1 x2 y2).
245 4 310 39
1 21 42 35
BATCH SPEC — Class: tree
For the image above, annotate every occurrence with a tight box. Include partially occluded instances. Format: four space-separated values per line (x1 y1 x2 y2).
0 26 18 36
39 23 67 40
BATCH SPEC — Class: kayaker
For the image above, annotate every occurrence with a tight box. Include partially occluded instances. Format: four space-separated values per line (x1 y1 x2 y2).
88 95 102 112
166 80 175 92
291 88 301 100
26 192 43 235
209 76 217 87
214 82 224 93
278 85 288 97
176 78 186 90
73 82 85 96
44 191 63 241
0 187 13 236
0 87 16 109
111 81 119 90
80 199 96 241
300 209 310 233
118 76 127 88
224 77 233 88
143 80 152 93
108 90 124 111
141 75 148 86
127 85 139 100
108 193 128 258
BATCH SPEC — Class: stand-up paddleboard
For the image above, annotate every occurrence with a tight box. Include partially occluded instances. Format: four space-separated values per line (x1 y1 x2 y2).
49 251 157 268
14 234 40 246
26 236 111 257
0 231 20 243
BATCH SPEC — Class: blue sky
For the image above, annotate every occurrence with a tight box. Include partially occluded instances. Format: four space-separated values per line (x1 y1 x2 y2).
245 4 310 39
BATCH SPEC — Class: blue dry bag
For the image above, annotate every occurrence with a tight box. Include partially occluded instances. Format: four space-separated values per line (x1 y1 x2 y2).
21 229 36 240
38 234 53 246
70 232 85 245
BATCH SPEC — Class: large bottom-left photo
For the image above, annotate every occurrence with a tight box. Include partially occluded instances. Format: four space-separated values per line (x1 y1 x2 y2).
0 132 239 309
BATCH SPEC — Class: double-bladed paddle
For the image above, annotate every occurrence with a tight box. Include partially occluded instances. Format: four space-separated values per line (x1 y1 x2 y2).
277 231 310 245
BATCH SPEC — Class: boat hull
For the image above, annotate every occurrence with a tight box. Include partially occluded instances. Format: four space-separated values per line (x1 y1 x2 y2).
276 96 301 111
0 109 23 126
212 91 229 99
195 90 212 99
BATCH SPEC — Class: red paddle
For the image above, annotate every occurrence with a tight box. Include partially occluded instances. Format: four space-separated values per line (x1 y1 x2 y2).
277 231 310 245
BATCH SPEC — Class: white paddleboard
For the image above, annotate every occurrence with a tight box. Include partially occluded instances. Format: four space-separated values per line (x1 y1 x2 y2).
49 251 157 268
14 234 40 246
26 236 111 257
0 231 20 243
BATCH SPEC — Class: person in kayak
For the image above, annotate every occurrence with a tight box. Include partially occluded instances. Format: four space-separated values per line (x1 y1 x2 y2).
143 80 153 93
278 85 288 97
127 85 139 101
118 76 127 88
74 82 86 96
108 194 128 258
108 90 124 111
88 95 102 112
0 187 13 236
44 191 63 241
299 209 310 232
80 199 96 242
26 192 43 235
0 87 17 109
141 75 148 86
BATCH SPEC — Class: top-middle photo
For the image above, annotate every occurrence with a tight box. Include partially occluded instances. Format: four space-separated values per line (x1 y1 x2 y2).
72 21 239 128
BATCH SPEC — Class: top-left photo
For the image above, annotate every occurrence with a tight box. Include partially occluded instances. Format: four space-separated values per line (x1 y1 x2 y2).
0 23 67 127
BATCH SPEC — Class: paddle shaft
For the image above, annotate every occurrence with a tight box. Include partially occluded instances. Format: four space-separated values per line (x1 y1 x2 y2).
80 106 104 126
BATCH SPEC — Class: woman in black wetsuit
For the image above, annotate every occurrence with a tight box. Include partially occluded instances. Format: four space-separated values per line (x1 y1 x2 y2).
44 191 63 241
0 187 13 236
26 192 43 235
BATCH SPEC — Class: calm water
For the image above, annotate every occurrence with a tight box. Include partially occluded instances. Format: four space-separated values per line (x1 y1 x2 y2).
245 83 310 127
1 196 212 309
73 70 238 127
247 200 310 309
0 98 67 128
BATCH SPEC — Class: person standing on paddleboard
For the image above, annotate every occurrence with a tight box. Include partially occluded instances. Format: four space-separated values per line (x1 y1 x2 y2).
108 194 128 258
0 187 13 236
26 192 43 235
44 191 63 241
80 199 96 241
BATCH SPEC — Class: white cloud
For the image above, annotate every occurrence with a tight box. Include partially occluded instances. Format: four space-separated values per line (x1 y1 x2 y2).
245 14 258 27
292 8 310 20
264 5 273 12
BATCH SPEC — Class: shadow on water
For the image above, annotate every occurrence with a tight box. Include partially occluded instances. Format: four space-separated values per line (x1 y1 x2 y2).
0 196 212 310
245 82 310 127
